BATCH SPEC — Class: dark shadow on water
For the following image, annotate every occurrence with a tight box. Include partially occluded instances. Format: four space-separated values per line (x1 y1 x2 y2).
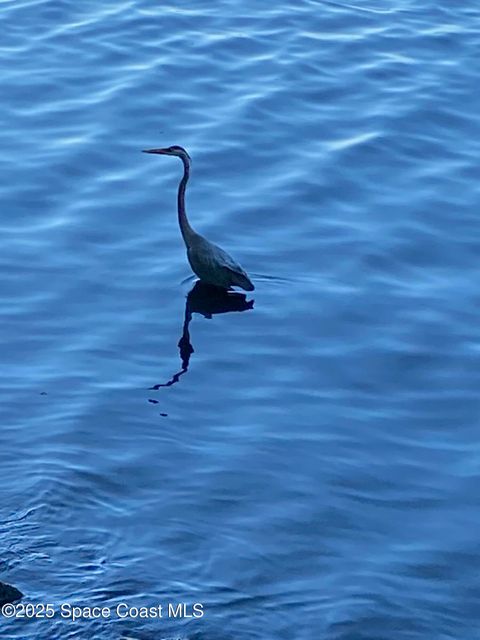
0 580 23 606
149 281 254 390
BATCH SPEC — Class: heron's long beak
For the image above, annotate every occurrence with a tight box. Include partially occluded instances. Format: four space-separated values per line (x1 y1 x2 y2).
142 148 170 154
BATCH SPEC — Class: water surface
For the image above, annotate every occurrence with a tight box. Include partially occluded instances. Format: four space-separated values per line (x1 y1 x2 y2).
1 1 480 638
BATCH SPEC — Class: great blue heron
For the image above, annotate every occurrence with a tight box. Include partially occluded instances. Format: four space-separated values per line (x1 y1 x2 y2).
143 145 255 291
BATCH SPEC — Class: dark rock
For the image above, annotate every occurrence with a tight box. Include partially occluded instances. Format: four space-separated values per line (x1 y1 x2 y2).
0 581 23 605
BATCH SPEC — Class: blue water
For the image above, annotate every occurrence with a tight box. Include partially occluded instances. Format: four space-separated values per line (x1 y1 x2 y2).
2 0 480 638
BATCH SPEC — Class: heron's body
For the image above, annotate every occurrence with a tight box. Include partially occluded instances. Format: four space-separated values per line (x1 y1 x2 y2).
143 145 254 292
187 233 254 290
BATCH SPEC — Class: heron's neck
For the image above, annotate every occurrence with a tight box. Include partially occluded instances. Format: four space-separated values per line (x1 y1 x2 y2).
178 156 195 247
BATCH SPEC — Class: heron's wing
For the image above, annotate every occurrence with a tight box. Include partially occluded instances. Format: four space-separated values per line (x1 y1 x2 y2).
213 244 247 275
221 264 248 280
213 245 254 290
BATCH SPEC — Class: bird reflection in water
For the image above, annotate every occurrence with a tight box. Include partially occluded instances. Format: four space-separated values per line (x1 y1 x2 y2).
150 281 254 390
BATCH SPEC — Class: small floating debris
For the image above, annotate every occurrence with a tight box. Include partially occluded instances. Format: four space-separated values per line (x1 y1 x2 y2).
0 581 23 605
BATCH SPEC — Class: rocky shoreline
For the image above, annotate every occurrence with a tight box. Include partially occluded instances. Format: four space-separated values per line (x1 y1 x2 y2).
0 581 23 606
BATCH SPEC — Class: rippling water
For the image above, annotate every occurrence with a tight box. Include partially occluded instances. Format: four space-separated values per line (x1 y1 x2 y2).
2 1 480 638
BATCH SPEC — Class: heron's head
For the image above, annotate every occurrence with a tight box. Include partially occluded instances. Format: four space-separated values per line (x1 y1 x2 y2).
142 145 191 161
